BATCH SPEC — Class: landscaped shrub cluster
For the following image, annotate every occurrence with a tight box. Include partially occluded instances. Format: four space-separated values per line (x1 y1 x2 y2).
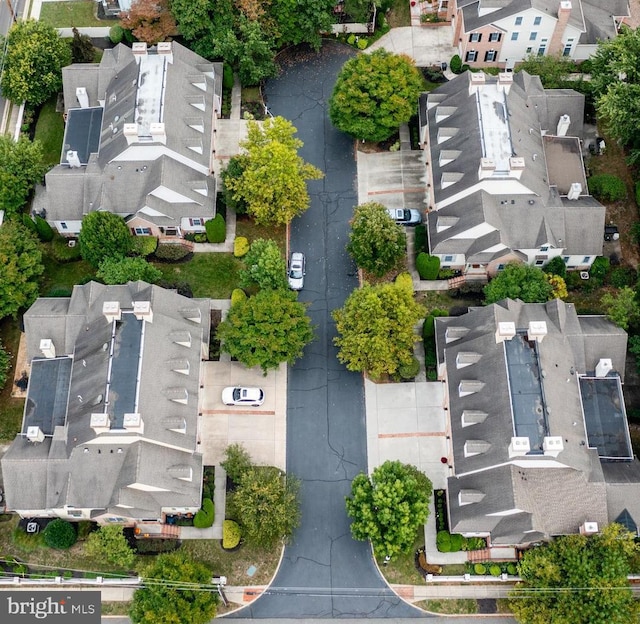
450 55 462 74
131 235 158 257
206 214 226 243
468 561 518 576
222 519 242 549
434 489 448 532
234 236 250 257
34 215 54 242
183 232 208 243
231 288 247 306
423 310 446 381
43 519 77 550
202 466 215 502
437 530 486 553
416 252 440 280
587 173 627 202
414 224 427 257
397 357 420 380
153 243 192 262
193 498 215 529
0 339 12 391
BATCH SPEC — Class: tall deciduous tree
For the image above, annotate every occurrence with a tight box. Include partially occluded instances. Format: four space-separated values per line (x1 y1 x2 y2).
240 238 288 291
130 552 218 624
484 263 553 305
224 117 323 226
590 26 640 149
329 49 424 143
0 221 43 320
0 19 72 106
232 466 300 547
602 286 640 331
516 53 574 88
347 202 406 277
97 256 162 285
271 0 334 49
0 135 46 219
217 289 314 373
120 0 177 45
333 280 424 379
510 523 640 624
84 526 135 569
78 212 133 268
346 460 432 559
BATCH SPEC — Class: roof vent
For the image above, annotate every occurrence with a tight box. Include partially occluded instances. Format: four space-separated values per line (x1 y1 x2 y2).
580 521 599 535
103 301 121 323
478 158 496 180
157 41 173 62
149 122 167 145
556 114 570 137
527 321 547 343
508 436 530 458
26 426 45 443
509 157 525 179
498 72 513 93
567 182 582 200
496 321 516 343
132 42 148 56
39 338 56 359
76 87 89 109
133 301 153 323
123 123 138 145
543 436 564 457
595 358 613 378
469 71 486 95
66 151 82 168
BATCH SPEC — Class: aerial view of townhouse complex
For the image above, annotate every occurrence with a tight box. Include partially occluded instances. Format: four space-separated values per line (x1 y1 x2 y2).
0 0 639 622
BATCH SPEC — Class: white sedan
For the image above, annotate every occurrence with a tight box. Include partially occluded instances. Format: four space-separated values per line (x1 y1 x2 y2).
288 252 306 291
222 387 265 407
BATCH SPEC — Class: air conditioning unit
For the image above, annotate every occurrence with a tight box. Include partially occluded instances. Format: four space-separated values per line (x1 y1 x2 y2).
68 240 76 248
580 271 589 280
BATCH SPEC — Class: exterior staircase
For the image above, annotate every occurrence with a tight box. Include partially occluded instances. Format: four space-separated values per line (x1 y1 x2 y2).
161 524 181 539
448 275 466 289
467 548 492 563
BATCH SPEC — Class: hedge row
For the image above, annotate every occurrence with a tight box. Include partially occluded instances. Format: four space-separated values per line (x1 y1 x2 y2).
193 498 215 529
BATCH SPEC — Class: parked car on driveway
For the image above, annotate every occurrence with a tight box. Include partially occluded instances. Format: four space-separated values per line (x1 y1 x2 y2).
288 252 306 290
386 207 422 226
222 387 265 407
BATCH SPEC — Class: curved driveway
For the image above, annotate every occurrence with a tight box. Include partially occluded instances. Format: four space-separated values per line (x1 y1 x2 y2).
230 42 421 618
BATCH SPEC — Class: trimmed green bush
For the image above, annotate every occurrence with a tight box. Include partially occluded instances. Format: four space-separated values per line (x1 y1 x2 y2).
109 25 124 44
205 215 226 243
423 315 435 339
22 213 38 234
222 520 242 549
450 54 462 74
489 564 502 577
449 533 464 552
223 63 234 90
43 519 77 549
131 235 158 257
436 530 451 552
193 498 215 529
347 34 356 45
544 255 566 278
154 243 191 261
463 536 487 551
588 174 627 202
234 236 250 257
589 256 610 286
395 272 414 291
507 563 518 575
34 215 54 242
610 266 637 288
416 252 440 280
398 357 420 380
231 288 247 306
414 224 426 256
474 563 486 575
357 38 368 50
51 235 82 262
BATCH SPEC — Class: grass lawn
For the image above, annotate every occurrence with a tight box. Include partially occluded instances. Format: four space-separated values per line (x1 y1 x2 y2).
236 216 287 254
101 602 132 616
39 1 106 27
416 599 479 614
40 246 95 297
34 97 65 169
0 318 24 442
376 527 425 585
153 253 241 299
241 86 261 104
387 0 411 27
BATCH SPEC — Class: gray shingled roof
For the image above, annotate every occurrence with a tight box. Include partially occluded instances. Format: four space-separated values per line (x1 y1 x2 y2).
3 282 211 519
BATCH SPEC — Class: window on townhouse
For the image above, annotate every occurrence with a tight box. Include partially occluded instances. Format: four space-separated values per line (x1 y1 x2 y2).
60 222 68 230
563 256 570 263
189 218 203 226
515 16 523 25
538 44 546 56
469 33 481 42
535 260 545 266
444 255 454 263
582 256 591 264
526 47 533 53
134 227 151 235
563 39 574 56
511 32 519 41
540 246 549 252
465 50 478 62
533 16 541 25
497 264 505 271
485 50 497 62
489 32 501 42
530 32 537 41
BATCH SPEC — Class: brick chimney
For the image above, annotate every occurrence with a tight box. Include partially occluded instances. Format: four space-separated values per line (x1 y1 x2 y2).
549 1 572 56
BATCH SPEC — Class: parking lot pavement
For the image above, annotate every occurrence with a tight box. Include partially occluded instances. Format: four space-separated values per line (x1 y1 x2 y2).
357 150 428 212
199 360 287 471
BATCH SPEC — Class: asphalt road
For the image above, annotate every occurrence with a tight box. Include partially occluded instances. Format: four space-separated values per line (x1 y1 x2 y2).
228 42 422 619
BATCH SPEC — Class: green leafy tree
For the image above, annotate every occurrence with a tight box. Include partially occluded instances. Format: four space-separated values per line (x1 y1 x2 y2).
346 460 432 559
516 53 574 88
602 286 640 331
587 174 627 202
97 257 162 285
343 0 372 22
130 552 218 624
84 525 135 569
0 135 46 219
233 466 300 547
329 49 424 142
221 443 253 484
484 263 554 304
120 0 177 45
0 221 43 320
221 156 248 215
0 19 72 106
333 280 424 379
240 238 287 290
347 202 406 277
544 256 567 278
34 215 54 242
224 117 323 226
0 339 11 391
271 0 334 49
78 212 133 268
43 519 77 549
217 289 314 373
70 27 95 64
509 523 640 624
